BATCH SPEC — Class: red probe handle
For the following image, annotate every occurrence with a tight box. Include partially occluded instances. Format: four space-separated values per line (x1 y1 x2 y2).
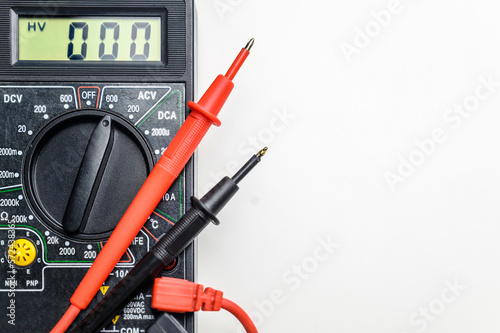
69 51 248 311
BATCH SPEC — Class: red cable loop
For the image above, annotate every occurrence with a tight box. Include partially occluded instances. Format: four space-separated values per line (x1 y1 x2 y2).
152 277 258 333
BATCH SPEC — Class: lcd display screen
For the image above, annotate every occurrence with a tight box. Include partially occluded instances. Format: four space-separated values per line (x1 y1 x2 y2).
18 16 162 62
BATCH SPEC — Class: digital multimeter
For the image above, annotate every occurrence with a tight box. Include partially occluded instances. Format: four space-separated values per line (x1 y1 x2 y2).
0 1 195 332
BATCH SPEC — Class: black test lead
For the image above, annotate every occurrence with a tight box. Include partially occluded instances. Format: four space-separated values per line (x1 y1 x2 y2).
72 147 268 333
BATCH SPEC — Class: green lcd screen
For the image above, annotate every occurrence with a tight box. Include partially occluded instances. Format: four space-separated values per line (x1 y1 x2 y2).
18 17 162 62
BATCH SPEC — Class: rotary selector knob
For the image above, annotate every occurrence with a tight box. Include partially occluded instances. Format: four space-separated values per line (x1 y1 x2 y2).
23 109 154 241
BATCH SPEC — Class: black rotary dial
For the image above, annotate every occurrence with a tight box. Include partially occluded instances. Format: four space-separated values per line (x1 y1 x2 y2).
23 109 154 241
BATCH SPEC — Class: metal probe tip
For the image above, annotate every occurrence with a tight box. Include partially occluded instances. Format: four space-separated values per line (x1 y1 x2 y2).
244 38 255 51
232 147 268 184
257 147 268 158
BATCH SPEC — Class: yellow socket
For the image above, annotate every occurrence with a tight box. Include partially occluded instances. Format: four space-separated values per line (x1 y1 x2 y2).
9 238 37 267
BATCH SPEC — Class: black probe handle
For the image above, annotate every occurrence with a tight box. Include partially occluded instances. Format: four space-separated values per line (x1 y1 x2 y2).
71 252 166 333
72 176 240 332
71 208 212 333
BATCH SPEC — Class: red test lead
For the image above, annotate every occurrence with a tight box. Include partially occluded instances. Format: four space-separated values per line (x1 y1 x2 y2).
51 38 255 333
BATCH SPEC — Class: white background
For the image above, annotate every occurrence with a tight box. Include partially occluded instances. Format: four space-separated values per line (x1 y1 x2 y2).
195 0 500 332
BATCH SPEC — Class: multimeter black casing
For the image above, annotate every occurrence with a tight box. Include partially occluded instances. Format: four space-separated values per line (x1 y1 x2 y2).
0 1 196 332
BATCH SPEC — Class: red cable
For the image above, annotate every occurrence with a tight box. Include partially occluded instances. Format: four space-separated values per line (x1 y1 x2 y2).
222 298 258 333
50 305 80 333
152 277 258 333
